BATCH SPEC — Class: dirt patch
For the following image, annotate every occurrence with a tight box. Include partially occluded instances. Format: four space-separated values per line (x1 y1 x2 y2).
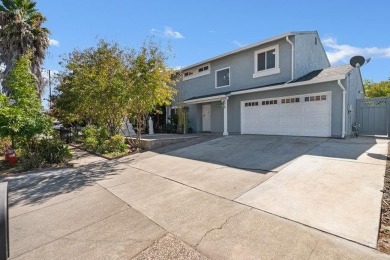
378 142 390 253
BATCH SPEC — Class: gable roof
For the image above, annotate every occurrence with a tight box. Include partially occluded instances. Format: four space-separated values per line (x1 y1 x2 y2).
181 31 319 71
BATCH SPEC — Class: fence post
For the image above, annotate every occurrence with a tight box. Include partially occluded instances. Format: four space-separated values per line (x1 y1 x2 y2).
0 182 9 260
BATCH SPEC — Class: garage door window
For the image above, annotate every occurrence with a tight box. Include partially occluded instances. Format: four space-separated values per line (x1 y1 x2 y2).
245 101 259 107
261 100 278 105
305 95 326 102
281 97 300 104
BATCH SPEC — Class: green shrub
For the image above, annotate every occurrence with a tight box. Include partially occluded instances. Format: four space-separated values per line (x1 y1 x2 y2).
39 138 72 164
85 137 99 152
106 135 126 153
19 137 72 171
20 141 44 171
82 125 98 139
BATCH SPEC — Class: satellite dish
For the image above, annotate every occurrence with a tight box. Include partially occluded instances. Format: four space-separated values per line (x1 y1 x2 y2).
350 56 365 67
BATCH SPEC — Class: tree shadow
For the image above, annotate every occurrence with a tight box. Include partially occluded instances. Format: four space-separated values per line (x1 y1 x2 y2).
5 159 128 207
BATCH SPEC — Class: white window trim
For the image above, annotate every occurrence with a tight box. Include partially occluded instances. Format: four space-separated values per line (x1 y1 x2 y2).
215 67 230 88
253 45 280 78
183 63 211 81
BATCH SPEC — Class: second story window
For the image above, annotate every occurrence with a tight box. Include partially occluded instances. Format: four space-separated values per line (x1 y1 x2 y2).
215 67 230 88
253 45 280 78
183 63 210 80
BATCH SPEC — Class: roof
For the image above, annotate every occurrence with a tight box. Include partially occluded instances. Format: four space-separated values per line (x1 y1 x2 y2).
292 64 354 83
181 31 318 71
184 65 354 102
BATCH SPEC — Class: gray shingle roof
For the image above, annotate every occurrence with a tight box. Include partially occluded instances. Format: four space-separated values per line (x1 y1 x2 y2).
292 64 354 83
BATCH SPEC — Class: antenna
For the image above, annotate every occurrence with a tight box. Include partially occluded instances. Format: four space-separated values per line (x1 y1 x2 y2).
349 56 366 68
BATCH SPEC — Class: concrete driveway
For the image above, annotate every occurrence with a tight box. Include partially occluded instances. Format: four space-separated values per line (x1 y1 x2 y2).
5 135 390 259
133 135 387 247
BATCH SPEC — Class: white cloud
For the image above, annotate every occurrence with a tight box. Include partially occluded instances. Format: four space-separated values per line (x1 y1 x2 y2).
49 38 60 47
323 36 390 65
233 40 246 48
151 27 184 39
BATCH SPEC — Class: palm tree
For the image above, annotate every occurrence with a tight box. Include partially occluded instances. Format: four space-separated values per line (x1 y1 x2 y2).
0 0 50 96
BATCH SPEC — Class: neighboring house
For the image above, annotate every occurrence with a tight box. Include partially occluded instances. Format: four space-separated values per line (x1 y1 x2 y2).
171 31 364 138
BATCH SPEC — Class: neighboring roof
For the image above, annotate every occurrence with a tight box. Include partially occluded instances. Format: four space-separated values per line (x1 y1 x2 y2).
184 65 354 102
292 64 354 83
181 31 318 71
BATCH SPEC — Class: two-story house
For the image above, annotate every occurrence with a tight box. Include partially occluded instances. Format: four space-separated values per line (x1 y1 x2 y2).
173 31 364 138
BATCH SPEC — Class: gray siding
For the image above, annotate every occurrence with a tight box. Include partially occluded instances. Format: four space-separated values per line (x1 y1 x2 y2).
187 102 223 133
187 82 344 137
176 37 293 102
346 68 364 135
294 34 330 79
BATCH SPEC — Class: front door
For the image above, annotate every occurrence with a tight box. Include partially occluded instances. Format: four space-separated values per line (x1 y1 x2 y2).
202 104 211 131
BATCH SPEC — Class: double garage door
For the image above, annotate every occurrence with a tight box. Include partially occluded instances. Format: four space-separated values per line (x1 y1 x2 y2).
241 92 331 137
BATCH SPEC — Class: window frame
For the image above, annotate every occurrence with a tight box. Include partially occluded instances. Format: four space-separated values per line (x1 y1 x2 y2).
183 63 211 81
253 44 280 78
215 66 231 88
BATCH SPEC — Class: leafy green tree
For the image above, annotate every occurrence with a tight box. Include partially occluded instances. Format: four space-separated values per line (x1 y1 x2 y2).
0 54 52 148
0 0 50 96
125 41 177 146
364 79 390 98
54 40 177 147
54 40 129 136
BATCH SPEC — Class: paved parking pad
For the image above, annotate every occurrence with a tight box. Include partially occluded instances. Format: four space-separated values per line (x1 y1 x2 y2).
237 137 387 248
130 155 273 200
167 135 327 171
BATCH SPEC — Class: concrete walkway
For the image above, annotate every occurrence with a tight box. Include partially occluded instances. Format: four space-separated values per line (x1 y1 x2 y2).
4 136 390 259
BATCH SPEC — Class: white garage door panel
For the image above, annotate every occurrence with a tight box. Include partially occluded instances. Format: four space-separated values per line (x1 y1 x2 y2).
242 92 331 137
280 104 303 115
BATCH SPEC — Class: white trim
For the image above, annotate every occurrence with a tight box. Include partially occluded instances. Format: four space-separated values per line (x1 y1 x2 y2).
183 94 227 105
253 45 280 78
337 79 346 138
231 75 346 96
181 31 318 71
215 67 231 88
223 97 229 135
183 63 211 81
253 68 280 78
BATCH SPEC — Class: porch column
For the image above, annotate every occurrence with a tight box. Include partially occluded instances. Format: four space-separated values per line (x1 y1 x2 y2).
223 97 229 135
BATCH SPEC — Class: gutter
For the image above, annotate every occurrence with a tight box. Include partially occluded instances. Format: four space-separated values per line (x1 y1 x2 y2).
337 79 346 138
285 36 295 84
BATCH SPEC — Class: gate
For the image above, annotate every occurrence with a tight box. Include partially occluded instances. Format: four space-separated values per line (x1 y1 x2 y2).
356 97 390 136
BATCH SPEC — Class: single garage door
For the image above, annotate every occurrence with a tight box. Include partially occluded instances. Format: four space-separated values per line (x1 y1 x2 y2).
241 91 331 137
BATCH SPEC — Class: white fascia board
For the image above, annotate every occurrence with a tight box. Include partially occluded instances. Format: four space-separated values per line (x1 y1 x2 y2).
230 76 346 96
183 94 227 105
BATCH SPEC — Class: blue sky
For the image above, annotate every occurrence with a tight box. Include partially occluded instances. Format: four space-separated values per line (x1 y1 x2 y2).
37 0 390 103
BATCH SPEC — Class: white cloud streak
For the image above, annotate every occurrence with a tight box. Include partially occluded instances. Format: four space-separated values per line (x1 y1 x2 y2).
233 40 246 47
49 38 60 47
151 27 184 39
323 37 390 65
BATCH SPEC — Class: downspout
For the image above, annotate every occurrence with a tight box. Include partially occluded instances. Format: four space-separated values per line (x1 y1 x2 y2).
337 79 346 138
285 36 295 84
